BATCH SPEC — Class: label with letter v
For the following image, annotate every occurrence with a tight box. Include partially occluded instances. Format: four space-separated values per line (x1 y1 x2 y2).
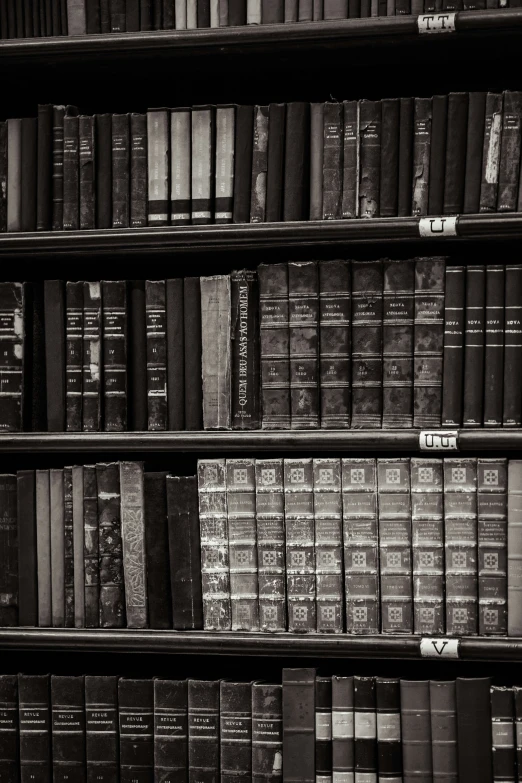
420 638 460 658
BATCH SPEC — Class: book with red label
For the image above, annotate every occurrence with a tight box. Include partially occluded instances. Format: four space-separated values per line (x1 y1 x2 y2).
102 280 127 432
503 265 522 427
154 679 188 783
478 458 508 636
351 260 383 429
255 459 286 632
413 257 446 428
319 259 351 429
258 262 290 430
313 458 343 633
118 679 154 783
288 261 319 429
382 258 415 429
442 266 465 427
145 280 167 431
188 680 220 783
400 680 432 783
252 682 283 783
65 281 83 432
430 680 458 783
463 266 486 427
282 668 315 783
51 675 85 782
220 681 252 783
284 459 316 633
19 673 51 783
85 675 119 783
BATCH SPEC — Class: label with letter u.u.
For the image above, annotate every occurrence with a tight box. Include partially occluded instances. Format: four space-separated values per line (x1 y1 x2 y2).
419 215 458 237
417 12 456 33
419 431 458 451
420 638 460 658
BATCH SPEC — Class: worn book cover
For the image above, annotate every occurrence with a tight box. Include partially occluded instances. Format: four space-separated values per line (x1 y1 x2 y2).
382 259 415 429
313 458 343 633
231 270 260 430
145 280 167 431
120 461 148 629
284 459 316 633
351 260 383 429
258 262 290 430
255 459 286 632
288 261 319 429
478 458 508 636
201 275 231 430
102 280 127 432
319 260 351 429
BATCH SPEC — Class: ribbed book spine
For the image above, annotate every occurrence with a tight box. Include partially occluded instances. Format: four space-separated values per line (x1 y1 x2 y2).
0 282 24 431
153 679 188 783
491 686 516 783
316 677 333 783
82 282 102 432
51 675 85 782
282 668 315 783
341 100 359 219
513 687 522 776
119 461 148 629
63 114 79 230
413 257 446 428
430 680 457 783
411 457 444 635
255 458 286 632
288 261 319 429
19 673 51 783
342 458 379 634
96 462 124 628
351 260 383 429
478 458 508 636
376 677 402 783
319 260 351 429
442 266 465 427
508 461 522 636
197 459 231 630
503 265 522 426
118 679 154 783
332 676 354 783
200 275 232 430
252 682 283 783
145 280 167 431
83 464 99 629
79 115 95 230
400 680 432 783
484 265 505 427
313 458 343 633
63 467 74 628
220 681 252 783
188 680 220 783
284 458 316 633
463 266 486 427
382 258 415 429
65 281 83 432
147 109 169 226
230 269 260 430
85 675 119 783
323 102 343 220
258 262 290 430
102 280 127 432
354 677 377 783
444 458 479 636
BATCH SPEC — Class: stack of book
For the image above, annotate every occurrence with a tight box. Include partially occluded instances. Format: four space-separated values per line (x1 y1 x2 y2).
3 93 522 233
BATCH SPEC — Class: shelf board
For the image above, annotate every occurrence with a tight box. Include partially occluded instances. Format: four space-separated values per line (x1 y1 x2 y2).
0 628 518 661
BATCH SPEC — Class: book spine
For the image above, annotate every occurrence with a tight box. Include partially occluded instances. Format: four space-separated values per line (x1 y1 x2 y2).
36 469 51 628
332 676 354 783
128 280 147 432
86 0 101 31
342 100 359 219
480 93 503 213
309 102 324 222
63 467 74 628
145 280 167 431
63 115 79 230
478 458 508 636
250 105 269 223
200 275 232 430
0 122 6 233
50 468 65 627
252 683 283 783
220 681 252 782
315 677 333 783
398 97 413 218
491 687 516 783
503 266 522 426
443 92 469 214
36 105 52 232
444 458 479 636
313 458 343 633
508 461 522 635
442 266 465 427
65 281 83 432
514 687 522 776
463 92 487 214
463 266 486 427
6 118 21 232
112 113 130 228
258 262 290 430
351 260 383 429
284 459 315 633
0 676 18 783
456 678 492 783
72 465 85 628
166 278 184 431
0 283 24 432
147 110 169 227
322 102 343 220
0 475 17 628
19 674 51 783
51 676 85 782
484 266 505 427
17 471 37 627
120 462 147 628
232 105 254 225
319 260 351 429
413 256 446 428
282 668 315 783
95 114 112 229
430 681 457 783
412 97 432 216
82 282 102 432
183 277 203 430
231 269 260 430
376 678 402 783
85 675 119 783
428 94 448 218
102 280 127 432
283 102 310 222
382 258 415 429
497 91 522 211
288 261 319 430
188 680 220 783
215 105 235 224
358 99 381 218
83 465 99 629
379 98 400 218
130 113 147 228
44 279 66 432
154 679 188 782
96 462 125 629
79 115 95 230
118 680 154 783
197 459 231 630
51 107 65 230
400 680 432 782
411 458 444 635
20 118 37 233
170 109 191 225
191 106 214 225
354 677 377 783
255 459 286 632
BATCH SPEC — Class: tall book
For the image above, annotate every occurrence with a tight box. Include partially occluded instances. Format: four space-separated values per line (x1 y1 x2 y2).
102 280 127 432
183 276 203 430
413 257 446 428
315 677 332 783
112 113 130 228
50 468 65 627
351 260 383 429
118 679 154 783
430 681 458 783
478 458 508 636
428 94 448 216
508 460 522 636
154 679 188 783
332 676 354 783
200 275 232 430
220 681 252 782
252 682 283 783
85 675 119 783
398 97 413 218
250 105 269 223
341 100 359 220
130 112 147 228
188 680 220 783
17 470 37 627
358 100 381 218
166 278 184 430
44 279 66 432
411 457 444 635
400 680 432 782
266 103 285 223
463 265 486 427
83 464 99 628
342 458 379 634
0 474 17 627
456 678 492 783
491 686 516 783
282 668 315 783
376 678 402 783
65 281 83 432
191 106 214 225
503 265 522 426
255 458 286 632
258 262 290 430
380 98 400 218
354 677 377 783
170 108 190 225
19 673 51 783
79 115 95 230
323 102 343 220
82 281 102 432
197 459 231 630
382 258 415 429
283 103 310 222
498 91 522 211
147 109 169 226
215 105 235 224
144 472 171 629
288 261 319 429
0 283 25 432
441 266 465 427
284 459 316 633
484 265 505 425
145 280 167 431
96 113 112 228
444 458 478 636
412 97 432 216
463 92 487 214
230 269 260 430
319 259 351 429
443 92 469 215
96 462 125 628
120 461 148 629
233 105 254 225
51 675 85 782
36 469 51 628
0 675 18 782
514 687 522 777
479 93 503 213
313 458 343 633
37 104 53 231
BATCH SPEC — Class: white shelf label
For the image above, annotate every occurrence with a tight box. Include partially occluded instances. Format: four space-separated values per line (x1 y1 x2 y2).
417 12 456 33
420 638 460 658
419 431 458 451
419 216 458 237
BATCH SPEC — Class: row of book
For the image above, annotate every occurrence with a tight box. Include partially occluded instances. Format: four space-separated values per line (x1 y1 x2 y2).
0 670 514 783
5 455 522 638
4 257 522 432
4 92 522 234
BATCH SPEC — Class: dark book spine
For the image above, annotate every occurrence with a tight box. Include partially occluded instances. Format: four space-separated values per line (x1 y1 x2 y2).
456 678 492 783
288 261 319 430
27 281 47 433
398 97 413 217
484 266 505 427
266 103 286 223
19 674 50 783
154 680 188 782
322 102 343 220
102 280 127 432
400 681 432 782
250 105 269 224
144 472 172 629
112 114 130 228
258 262 290 430
430 681 457 783
110 0 126 29
354 677 377 782
463 266 486 427
376 678 402 782
130 113 147 228
152 0 162 26
282 668 315 783
497 91 522 212
145 280 167 431
443 92 469 214
17 470 37 627
95 114 112 229
343 476 379 631
20 118 37 233
478 458 508 636
252 683 282 783
382 258 415 429
36 469 51 628
480 93 503 213
140 0 152 28
50 468 65 628
0 122 6 233
231 269 260 430
0 282 25 432
464 92 487 214
37 105 53 231
52 106 65 231
72 466 85 629
319 260 351 429
63 115 80 231
341 100 359 219
351 260 383 429
85 675 119 783
315 677 332 783
0 476 17 628
51 676 85 782
7 118 22 232
79 116 95 231
119 680 154 783
283 102 310 222
491 687 516 783
309 103 324 222
63 467 74 628
82 281 102 432
188 680 220 782
230 0 247 22
514 688 522 778
147 110 169 227
332 677 353 783
442 266 465 427
359 100 381 218
128 280 147 431
379 98 399 218
284 459 315 632
183 277 203 430
233 105 254 225
44 279 66 432
163 0 174 27
313 458 342 633
503 265 522 426
166 278 184 431
428 95 448 216
220 681 252 782
96 463 124 628
170 108 191 226
65 281 83 432
412 97 432 216
126 0 140 28
83 465 99 628
86 0 101 31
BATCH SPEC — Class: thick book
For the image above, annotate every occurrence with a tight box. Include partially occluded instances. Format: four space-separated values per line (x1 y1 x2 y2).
382 258 415 429
95 114 112 229
479 93 503 213
359 99 381 218
147 109 169 226
255 459 286 632
44 280 66 432
79 115 95 230
197 459 231 630
411 458 444 635
430 681 457 783
400 680 432 782
503 266 522 426
484 265 505 426
191 106 214 225
51 675 86 782
37 104 53 231
0 282 25 432
376 678 401 782
379 98 400 218
354 677 377 783
258 262 290 430
102 280 127 432
231 269 260 430
96 462 125 628
200 275 232 430
478 458 508 637
351 260 383 429
491 686 516 783
120 462 148 628
188 680 220 783
443 92 469 214
498 91 522 211
288 261 319 429
315 677 332 783
322 102 343 220
220 681 252 782
129 113 147 227
233 105 254 225
165 476 202 630
282 668 315 783
444 458 478 636
145 280 167 431
112 113 130 228
250 105 269 223
319 259 351 429
342 458 379 634
332 676 354 783
183 277 203 430
252 682 283 783
398 97 414 217
83 465 99 628
463 265 486 426
144 472 172 629
50 468 65 627
170 108 191 225
215 105 235 224
284 459 316 633
341 100 359 219
283 103 310 222
428 94 448 216
72 465 85 628
412 97 432 216
17 470 37 627
441 266 465 427
166 278 184 431
19 673 51 783
128 280 147 432
266 103 285 223
154 679 188 783
85 675 119 783
118 679 154 783
313 458 343 633
508 460 522 636
463 91 487 214
36 469 51 627
65 281 83 432
63 467 74 628
456 678 492 783
82 281 102 432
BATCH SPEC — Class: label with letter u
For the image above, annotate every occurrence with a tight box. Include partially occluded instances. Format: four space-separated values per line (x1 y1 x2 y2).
420 638 460 658
419 215 458 237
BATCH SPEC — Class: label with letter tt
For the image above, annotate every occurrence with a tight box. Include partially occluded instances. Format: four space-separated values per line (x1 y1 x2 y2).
417 12 456 33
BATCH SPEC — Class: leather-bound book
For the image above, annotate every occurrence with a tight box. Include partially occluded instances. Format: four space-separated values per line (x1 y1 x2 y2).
191 106 214 225
411 458 444 635
83 465 99 628
351 259 383 429
462 265 486 426
85 675 119 783
170 109 191 225
484 265 505 427
44 280 66 432
25 281 47 433
319 259 351 429
21 117 37 232
342 100 359 219
491 687 516 783
62 116 79 229
188 680 220 782
96 463 125 628
183 277 203 430
315 677 332 783
265 104 286 223
197 459 231 630
413 256 446 428
283 102 310 222
233 105 254 225
152 0 163 26
140 0 152 28
463 92 487 214
143 472 171 629
0 282 25 431
50 469 65 627
430 681 457 783
412 97 432 216
443 458 478 636
220 681 252 782
215 105 235 224
100 0 111 32
377 458 413 634
376 678 401 782
255 459 286 632
201 276 232 430
37 104 53 231
288 261 319 429
480 93 503 212
17 470 37 627
0 122 6 232
282 668 315 783
154 679 188 782
382 258 415 429
110 0 126 28
313 458 342 633
514 687 522 774
323 102 343 220
342 458 379 634
309 103 324 222
65 281 83 432
120 461 148 628
427 95 448 215
258 262 290 430
231 270 260 430
63 467 74 627
79 115 95 230
354 678 377 783
82 281 102 432
456 678 492 783
7 118 21 232
72 465 85 628
128 280 147 431
112 113 130 228
95 114 112 229
380 98 399 217
0 475 17 627
19 674 51 783
119 679 154 783
252 683 282 783
358 100 381 218
497 91 522 211
166 475 203 630
147 109 169 226
503 266 522 426
398 97 413 217
166 278 184 430
52 106 78 231
250 105 269 223
51 675 86 782
102 280 127 431
443 92 469 215
130 113 147 228
145 280 167 431
36 470 51 627
86 0 101 31
332 676 353 782
441 266 465 427
508 460 522 636
401 681 432 782
284 459 316 633
0 675 17 781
